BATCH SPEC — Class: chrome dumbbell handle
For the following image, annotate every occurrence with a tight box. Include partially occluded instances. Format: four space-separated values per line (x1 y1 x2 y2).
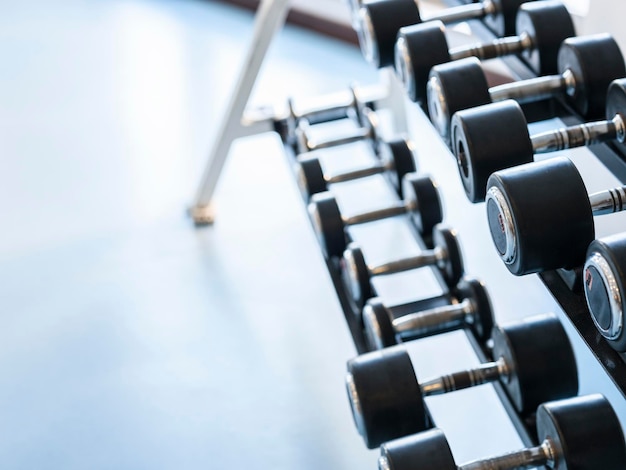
420 357 509 396
430 0 497 25
369 246 446 276
532 114 626 153
323 160 390 184
449 31 533 63
342 200 409 226
305 126 371 151
392 298 474 338
489 70 576 104
459 440 555 470
589 186 626 215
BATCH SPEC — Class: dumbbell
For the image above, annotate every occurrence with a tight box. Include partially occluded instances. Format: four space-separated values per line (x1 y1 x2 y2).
485 157 626 276
584 233 626 352
356 0 536 68
295 137 416 199
429 33 624 143
396 1 575 103
346 313 578 448
342 225 464 309
379 394 625 470
452 77 626 203
309 173 442 258
284 85 367 143
295 105 380 154
363 277 494 350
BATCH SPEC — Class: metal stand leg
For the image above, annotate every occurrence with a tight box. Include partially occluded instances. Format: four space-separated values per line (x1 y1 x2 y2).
191 0 292 225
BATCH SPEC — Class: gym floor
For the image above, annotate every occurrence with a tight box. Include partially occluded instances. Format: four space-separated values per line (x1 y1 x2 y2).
0 1 381 468
2 1 624 468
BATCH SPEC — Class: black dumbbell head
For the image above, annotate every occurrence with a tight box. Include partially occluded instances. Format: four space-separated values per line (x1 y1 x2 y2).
346 347 429 449
379 429 456 470
402 173 443 245
485 157 595 275
451 100 534 203
363 299 398 350
358 0 421 68
557 34 626 118
308 193 346 258
606 78 626 155
431 225 465 287
396 21 451 105
537 394 626 470
584 234 626 352
342 244 374 310
428 57 491 144
515 1 575 75
484 0 528 37
296 155 327 197
379 137 418 196
452 277 494 342
492 313 578 414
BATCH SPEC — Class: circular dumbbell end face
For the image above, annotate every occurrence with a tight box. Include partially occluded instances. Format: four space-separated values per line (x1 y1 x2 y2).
427 74 450 140
454 278 494 341
346 348 427 449
486 186 517 265
379 430 456 470
296 156 327 197
402 173 443 237
380 138 418 195
363 300 398 350
395 35 416 102
342 244 373 310
356 7 378 66
345 370 367 437
432 225 464 287
308 193 345 258
584 236 626 351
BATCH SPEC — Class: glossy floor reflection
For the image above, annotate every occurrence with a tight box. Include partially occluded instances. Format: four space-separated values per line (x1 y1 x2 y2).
0 1 379 467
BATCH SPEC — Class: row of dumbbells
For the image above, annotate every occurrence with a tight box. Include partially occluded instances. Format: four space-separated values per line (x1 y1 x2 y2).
291 99 626 356
281 64 626 470
346 0 626 353
288 100 626 469
288 97 626 470
341 2 626 468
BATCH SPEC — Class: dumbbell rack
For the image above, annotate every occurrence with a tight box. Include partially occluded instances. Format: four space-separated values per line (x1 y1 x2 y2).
279 0 626 452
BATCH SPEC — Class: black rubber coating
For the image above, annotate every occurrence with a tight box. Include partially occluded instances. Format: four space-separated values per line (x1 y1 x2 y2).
363 0 421 68
515 1 575 75
557 34 626 118
492 313 578 414
537 394 626 470
428 57 491 143
605 78 626 156
309 192 346 258
451 100 533 203
585 234 626 351
380 429 456 470
296 155 327 197
346 348 428 449
452 277 494 342
486 157 594 275
402 173 443 242
342 244 374 310
384 137 418 196
363 299 398 350
398 21 451 104
431 225 464 287
485 0 529 37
